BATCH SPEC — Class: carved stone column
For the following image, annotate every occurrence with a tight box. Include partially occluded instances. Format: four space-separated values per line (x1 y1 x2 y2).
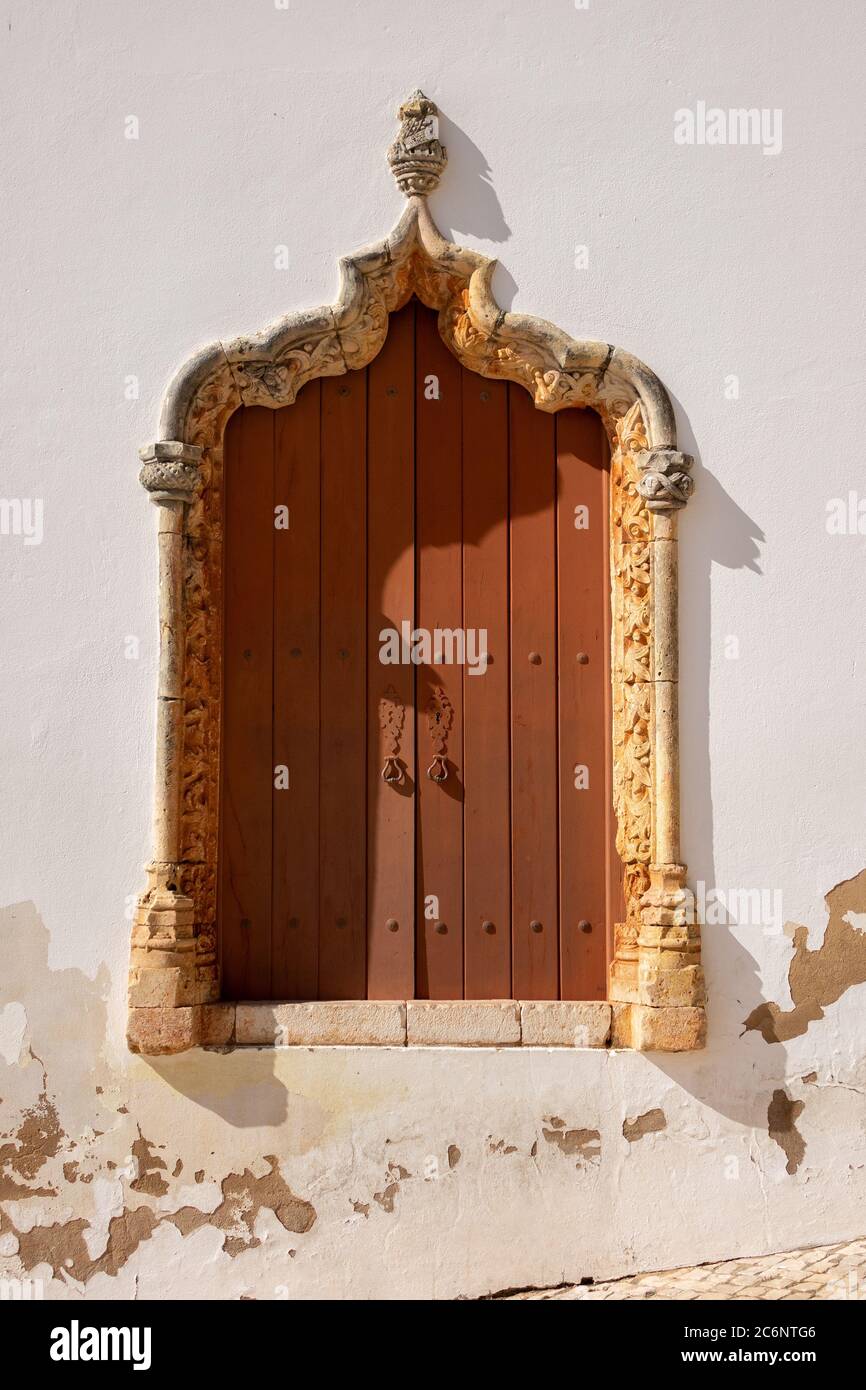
623 450 705 1050
127 442 205 1054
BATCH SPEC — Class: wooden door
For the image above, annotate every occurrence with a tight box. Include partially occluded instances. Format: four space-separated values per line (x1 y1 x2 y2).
219 299 621 1002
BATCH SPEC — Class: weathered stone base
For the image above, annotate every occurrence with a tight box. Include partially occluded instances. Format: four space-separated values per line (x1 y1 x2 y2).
406 1000 523 1046
520 1000 612 1048
236 1000 406 1046
127 1005 201 1055
127 999 705 1054
127 1001 235 1055
611 1002 707 1052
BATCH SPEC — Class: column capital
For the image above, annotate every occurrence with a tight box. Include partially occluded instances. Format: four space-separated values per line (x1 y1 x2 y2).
635 448 694 512
138 440 202 505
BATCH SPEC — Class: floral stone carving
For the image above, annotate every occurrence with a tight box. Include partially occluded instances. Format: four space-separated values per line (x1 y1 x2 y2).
127 91 703 1055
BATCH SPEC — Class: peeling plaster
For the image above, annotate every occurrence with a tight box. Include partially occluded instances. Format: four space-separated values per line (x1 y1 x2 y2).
0 905 320 1284
767 1091 806 1175
744 869 866 1042
1 1139 316 1279
541 1117 601 1166
2 897 866 1298
130 1136 169 1198
372 1163 412 1214
623 1109 667 1142
168 1158 316 1256
0 1003 30 1066
0 1082 63 1200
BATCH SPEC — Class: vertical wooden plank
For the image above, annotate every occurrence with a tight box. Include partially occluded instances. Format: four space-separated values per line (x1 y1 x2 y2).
415 304 464 999
220 406 274 1000
272 383 321 998
462 378 511 999
557 408 608 1000
509 385 559 999
318 374 367 998
367 301 416 998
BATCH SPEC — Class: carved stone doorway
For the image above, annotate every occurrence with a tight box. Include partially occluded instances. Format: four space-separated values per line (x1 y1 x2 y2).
127 92 704 1054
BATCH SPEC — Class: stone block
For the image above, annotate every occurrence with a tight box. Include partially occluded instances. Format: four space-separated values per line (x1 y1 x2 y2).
235 1000 406 1046
200 1002 236 1045
631 1004 707 1052
520 1001 611 1048
406 1000 520 1046
127 1005 202 1055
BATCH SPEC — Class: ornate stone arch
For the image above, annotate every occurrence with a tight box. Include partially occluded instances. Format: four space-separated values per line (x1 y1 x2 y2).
128 93 704 1055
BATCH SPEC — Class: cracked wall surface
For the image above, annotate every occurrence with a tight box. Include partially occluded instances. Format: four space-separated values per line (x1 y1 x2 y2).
3 897 866 1299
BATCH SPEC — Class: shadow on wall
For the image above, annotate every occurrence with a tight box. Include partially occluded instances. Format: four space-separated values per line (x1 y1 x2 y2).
146 1049 290 1129
672 389 766 910
641 409 866 1133
644 867 866 1145
147 351 866 1161
429 114 777 1068
433 110 512 243
432 110 518 310
653 394 778 1117
668 394 778 1106
0 903 290 1132
0 905 320 1285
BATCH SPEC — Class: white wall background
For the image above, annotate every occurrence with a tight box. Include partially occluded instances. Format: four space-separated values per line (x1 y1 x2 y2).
1 0 865 1299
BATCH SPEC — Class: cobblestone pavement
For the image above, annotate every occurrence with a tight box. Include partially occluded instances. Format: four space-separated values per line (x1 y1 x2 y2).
503 1237 866 1300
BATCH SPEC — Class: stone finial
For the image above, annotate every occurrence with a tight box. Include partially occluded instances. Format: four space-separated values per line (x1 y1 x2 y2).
387 90 447 197
635 448 695 512
139 441 202 505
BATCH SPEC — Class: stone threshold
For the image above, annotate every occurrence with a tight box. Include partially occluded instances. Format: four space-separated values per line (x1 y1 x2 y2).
127 999 705 1054
201 999 613 1048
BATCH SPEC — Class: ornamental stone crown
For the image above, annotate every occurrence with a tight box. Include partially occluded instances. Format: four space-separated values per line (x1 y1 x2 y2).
387 90 447 197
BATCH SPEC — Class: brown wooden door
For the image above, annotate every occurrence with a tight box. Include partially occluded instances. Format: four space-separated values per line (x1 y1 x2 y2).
219 299 622 1002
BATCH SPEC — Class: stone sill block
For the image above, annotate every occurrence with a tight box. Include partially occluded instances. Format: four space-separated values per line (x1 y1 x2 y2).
127 1000 706 1055
172 999 614 1049
234 999 613 1048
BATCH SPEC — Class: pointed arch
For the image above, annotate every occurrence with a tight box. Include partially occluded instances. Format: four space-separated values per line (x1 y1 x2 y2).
128 95 703 1055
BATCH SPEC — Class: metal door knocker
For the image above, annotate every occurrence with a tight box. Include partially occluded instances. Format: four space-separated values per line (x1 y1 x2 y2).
425 686 453 783
379 685 405 785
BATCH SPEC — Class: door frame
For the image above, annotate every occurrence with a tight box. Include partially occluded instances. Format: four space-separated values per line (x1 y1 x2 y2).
127 92 703 1055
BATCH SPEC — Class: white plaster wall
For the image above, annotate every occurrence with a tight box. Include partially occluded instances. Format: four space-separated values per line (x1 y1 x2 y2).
1 0 865 1299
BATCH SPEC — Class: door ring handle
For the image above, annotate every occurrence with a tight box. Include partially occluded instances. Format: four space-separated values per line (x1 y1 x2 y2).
381 756 403 784
427 754 448 783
